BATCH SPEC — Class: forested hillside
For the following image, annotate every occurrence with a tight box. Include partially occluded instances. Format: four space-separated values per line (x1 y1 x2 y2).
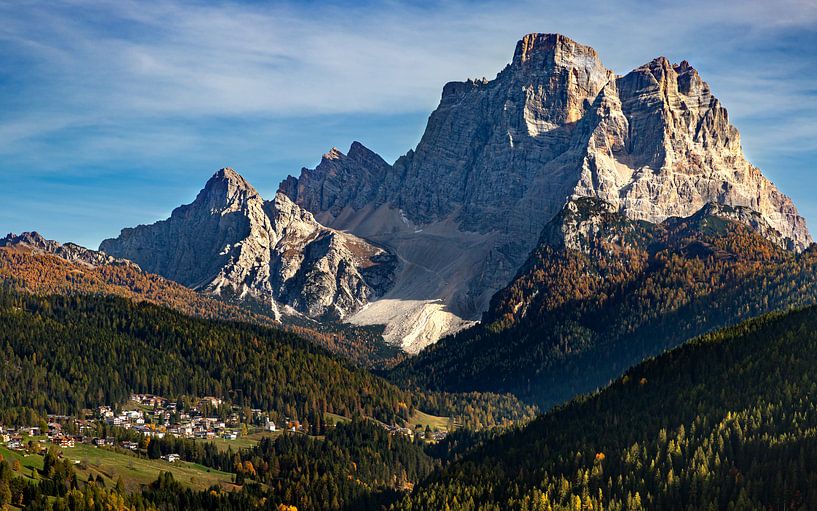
0 419 436 511
393 305 817 510
0 243 400 366
0 283 535 432
0 285 410 426
392 202 817 407
135 419 438 511
0 244 269 325
0 284 536 510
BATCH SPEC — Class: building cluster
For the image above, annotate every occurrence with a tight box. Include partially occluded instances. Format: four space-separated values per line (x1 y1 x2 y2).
0 425 35 450
1 393 447 457
384 424 415 438
97 394 276 440
1 394 279 456
1 422 86 451
382 423 448 442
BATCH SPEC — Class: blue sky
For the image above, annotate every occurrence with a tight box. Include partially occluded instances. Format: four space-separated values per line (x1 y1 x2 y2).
1 0 816 249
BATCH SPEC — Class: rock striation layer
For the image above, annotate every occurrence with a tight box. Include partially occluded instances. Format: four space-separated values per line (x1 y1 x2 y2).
282 33 810 351
100 169 396 321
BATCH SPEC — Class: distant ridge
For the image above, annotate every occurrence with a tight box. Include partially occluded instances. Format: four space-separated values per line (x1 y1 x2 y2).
0 230 269 325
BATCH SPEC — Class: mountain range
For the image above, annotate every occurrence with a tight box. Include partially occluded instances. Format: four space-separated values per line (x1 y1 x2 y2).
100 33 810 356
3 31 817 511
100 168 396 323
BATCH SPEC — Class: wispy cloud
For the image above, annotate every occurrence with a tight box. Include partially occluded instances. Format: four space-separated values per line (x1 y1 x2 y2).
1 0 816 246
3 0 814 113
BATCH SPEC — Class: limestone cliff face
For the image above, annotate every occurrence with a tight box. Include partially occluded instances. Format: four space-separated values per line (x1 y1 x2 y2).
574 57 810 251
100 169 395 321
281 33 810 351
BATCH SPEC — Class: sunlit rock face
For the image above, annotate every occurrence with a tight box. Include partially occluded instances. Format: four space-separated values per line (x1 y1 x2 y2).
101 168 396 322
281 33 810 352
575 56 810 251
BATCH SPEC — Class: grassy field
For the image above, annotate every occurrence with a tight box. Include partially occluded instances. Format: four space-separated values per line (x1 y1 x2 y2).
407 410 451 432
2 444 236 492
324 412 352 427
190 430 282 452
65 444 237 491
194 435 259 453
245 430 282 443
0 445 44 481
322 410 451 433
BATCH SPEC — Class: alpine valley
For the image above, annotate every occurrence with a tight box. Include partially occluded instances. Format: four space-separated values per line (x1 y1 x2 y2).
3 32 817 511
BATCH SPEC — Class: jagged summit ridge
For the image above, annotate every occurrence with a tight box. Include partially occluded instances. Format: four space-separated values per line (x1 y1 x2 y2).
100 168 396 321
279 141 391 219
196 167 261 214
280 33 810 350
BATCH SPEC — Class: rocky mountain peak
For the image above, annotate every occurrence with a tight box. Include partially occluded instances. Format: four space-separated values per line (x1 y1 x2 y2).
324 147 344 160
628 56 710 108
508 33 612 127
196 167 261 214
319 142 384 166
101 168 396 322
278 33 810 351
209 167 256 190
347 140 377 160
280 142 390 219
513 33 600 65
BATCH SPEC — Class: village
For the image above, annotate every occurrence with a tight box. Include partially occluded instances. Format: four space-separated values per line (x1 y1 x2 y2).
1 393 447 460
2 393 281 461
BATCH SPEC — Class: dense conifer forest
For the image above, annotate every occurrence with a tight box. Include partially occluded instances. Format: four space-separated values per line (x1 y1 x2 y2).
393 305 817 510
0 284 536 433
8 297 817 510
0 285 410 425
0 245 402 366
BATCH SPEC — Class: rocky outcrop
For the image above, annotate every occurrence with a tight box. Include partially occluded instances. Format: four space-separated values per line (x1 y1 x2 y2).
538 197 791 257
281 33 810 351
100 168 396 321
537 197 659 253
